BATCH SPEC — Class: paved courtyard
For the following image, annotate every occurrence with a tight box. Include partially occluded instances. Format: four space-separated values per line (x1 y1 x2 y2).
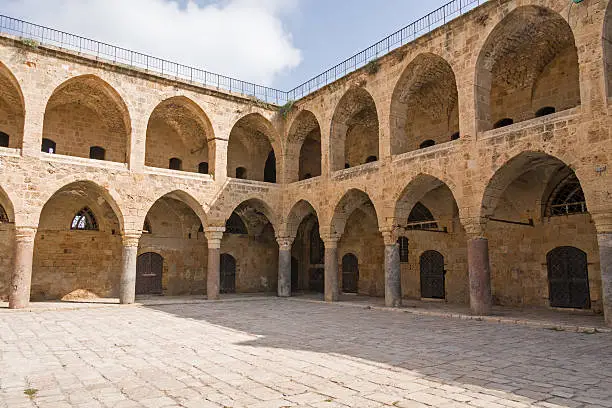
0 299 611 408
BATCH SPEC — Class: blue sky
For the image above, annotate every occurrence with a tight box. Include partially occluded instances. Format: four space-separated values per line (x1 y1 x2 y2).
2 0 451 88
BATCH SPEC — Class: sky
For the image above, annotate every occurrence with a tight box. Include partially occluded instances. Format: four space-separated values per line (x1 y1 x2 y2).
1 0 450 89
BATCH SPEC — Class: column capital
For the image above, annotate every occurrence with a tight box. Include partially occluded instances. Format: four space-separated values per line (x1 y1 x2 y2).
276 236 295 251
14 226 37 243
461 217 487 239
121 232 142 247
380 228 397 246
321 233 341 248
205 226 225 248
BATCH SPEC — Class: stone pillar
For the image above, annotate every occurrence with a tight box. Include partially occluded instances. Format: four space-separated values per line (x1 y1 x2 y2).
382 231 401 307
467 236 492 315
210 139 228 181
119 233 141 304
9 227 37 309
597 232 612 327
277 237 294 297
205 228 225 300
323 237 339 302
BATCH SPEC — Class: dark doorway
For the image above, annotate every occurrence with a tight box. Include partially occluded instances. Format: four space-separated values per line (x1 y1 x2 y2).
291 256 299 292
309 268 324 293
198 162 209 174
547 246 590 309
136 252 163 295
420 250 445 299
0 131 8 147
342 253 359 293
264 150 276 183
89 146 106 160
220 253 236 294
41 138 56 153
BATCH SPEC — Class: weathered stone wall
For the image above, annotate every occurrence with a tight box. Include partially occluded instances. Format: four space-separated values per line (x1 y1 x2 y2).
0 224 14 300
221 233 278 293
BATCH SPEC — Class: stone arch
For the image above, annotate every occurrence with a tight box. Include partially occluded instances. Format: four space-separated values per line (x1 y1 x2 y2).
0 61 25 149
145 96 214 174
0 185 15 223
284 199 320 238
475 5 580 131
390 53 459 155
142 189 207 231
604 1 612 98
222 198 280 235
330 87 380 171
286 110 322 182
32 180 125 300
227 113 279 182
43 75 131 163
330 189 381 237
0 184 15 301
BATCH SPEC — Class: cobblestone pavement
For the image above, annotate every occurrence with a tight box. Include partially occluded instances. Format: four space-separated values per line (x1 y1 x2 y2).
1 299 611 408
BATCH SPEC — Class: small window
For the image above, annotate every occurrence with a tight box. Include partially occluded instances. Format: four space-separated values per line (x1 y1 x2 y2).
546 173 587 216
143 218 152 234
0 204 9 223
365 156 377 163
419 140 436 149
398 237 409 263
535 106 556 118
345 163 351 169
198 223 204 233
450 132 460 141
226 212 247 234
198 162 209 174
89 146 106 160
493 118 514 129
71 207 98 230
0 131 9 148
41 138 56 154
169 158 182 170
236 167 247 179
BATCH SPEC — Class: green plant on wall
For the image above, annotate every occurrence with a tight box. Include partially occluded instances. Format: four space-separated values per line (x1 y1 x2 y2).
20 38 39 49
279 100 295 118
365 59 380 75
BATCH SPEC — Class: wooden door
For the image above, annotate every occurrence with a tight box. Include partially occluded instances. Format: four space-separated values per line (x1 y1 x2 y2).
136 253 163 295
220 254 236 294
420 250 445 299
342 254 359 293
547 246 590 309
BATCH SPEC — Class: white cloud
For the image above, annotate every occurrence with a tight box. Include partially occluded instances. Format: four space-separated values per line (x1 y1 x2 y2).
1 0 302 86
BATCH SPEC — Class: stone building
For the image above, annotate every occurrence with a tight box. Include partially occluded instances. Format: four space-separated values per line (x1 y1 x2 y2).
1 0 612 326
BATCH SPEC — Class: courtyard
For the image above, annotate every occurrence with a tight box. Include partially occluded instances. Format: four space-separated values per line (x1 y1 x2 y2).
1 299 611 408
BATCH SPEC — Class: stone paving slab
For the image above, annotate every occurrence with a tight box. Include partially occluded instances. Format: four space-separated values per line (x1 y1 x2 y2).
1 298 611 407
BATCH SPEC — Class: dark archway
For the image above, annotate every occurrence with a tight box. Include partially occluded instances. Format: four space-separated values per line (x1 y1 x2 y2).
264 151 277 183
0 62 25 149
286 110 322 182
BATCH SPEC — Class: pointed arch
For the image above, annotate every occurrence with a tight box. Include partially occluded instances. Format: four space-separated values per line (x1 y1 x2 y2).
475 6 580 131
43 75 131 163
285 199 319 238
228 113 279 183
286 110 322 182
0 61 25 149
330 87 379 171
390 53 459 155
394 174 459 227
0 185 15 223
331 189 380 237
145 96 214 173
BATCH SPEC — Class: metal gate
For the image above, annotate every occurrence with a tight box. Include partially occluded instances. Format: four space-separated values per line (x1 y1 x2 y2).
220 253 236 294
342 253 359 293
420 250 445 299
136 252 163 295
547 246 590 309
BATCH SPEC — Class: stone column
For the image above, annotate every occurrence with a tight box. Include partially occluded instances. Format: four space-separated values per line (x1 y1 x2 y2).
210 139 228 181
382 231 401 307
205 228 225 300
119 233 141 304
323 237 339 302
467 236 492 315
277 237 294 297
597 232 612 327
9 227 37 309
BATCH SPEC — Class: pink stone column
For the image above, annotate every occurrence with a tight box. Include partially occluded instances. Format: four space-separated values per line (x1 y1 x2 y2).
9 227 37 309
597 232 612 327
467 237 492 315
205 228 225 300
277 237 294 297
323 237 339 302
119 233 141 304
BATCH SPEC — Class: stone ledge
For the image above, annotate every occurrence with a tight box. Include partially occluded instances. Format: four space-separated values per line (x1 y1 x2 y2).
332 161 381 181
392 141 457 165
41 152 129 171
143 166 213 181
0 147 21 157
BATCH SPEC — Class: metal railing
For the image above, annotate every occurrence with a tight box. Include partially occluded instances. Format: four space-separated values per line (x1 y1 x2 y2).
0 0 483 105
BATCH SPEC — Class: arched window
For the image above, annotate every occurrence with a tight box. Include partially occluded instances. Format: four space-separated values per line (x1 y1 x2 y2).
450 132 460 141
535 106 556 118
546 173 587 216
169 158 182 170
142 218 152 234
198 162 209 174
89 146 106 160
0 131 9 148
0 204 9 223
41 138 56 154
236 167 247 179
407 202 438 230
493 118 514 129
397 237 409 263
365 155 378 163
419 140 436 149
198 223 204 233
226 212 247 234
264 150 276 183
71 207 98 230
309 224 324 264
